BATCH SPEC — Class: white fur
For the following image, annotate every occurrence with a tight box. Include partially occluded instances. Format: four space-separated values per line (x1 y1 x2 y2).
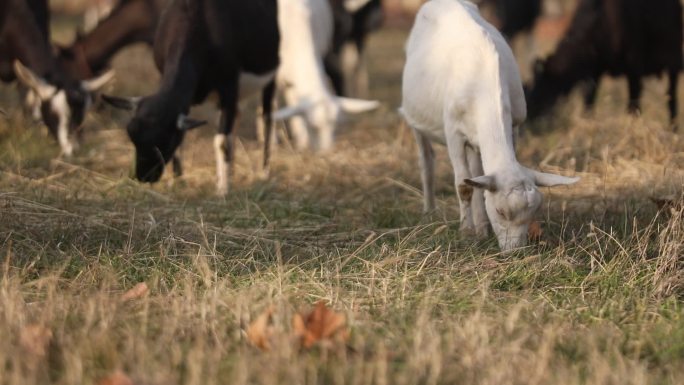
83 0 114 32
276 0 379 151
344 0 373 13
25 89 42 122
214 133 230 196
401 0 578 251
82 70 116 92
341 43 371 98
50 90 77 157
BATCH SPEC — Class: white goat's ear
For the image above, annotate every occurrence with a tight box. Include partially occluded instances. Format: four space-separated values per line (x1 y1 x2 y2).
532 171 580 187
101 94 140 111
336 97 380 114
13 60 56 100
177 114 207 131
82 70 115 92
273 101 313 121
465 175 497 191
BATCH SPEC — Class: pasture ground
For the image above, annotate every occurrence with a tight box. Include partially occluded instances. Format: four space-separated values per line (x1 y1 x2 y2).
0 24 683 385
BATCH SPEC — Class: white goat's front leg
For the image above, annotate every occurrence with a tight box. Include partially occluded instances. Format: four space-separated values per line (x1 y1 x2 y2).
214 133 233 196
446 132 475 235
466 145 489 238
283 87 310 150
412 127 436 213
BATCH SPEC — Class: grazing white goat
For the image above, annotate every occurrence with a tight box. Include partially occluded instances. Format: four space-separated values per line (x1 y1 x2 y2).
276 0 379 151
401 0 578 251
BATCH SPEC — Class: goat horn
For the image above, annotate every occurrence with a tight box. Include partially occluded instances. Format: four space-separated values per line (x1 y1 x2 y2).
177 114 207 131
13 60 57 100
272 100 315 121
101 94 141 111
82 70 115 92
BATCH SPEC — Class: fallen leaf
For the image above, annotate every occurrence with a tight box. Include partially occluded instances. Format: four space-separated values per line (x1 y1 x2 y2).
121 282 148 301
528 220 543 242
292 301 349 349
19 324 52 358
246 306 274 351
97 370 134 385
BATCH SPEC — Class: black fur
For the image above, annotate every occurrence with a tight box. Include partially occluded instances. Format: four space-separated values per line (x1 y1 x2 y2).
122 0 280 182
527 0 683 129
325 0 384 96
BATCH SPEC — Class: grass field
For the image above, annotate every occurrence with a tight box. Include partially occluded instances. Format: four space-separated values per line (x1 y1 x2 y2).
1 23 683 385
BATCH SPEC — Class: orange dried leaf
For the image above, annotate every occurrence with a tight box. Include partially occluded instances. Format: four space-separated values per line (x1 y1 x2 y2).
292 301 348 349
528 221 543 242
121 282 148 301
19 324 52 358
97 370 134 385
246 306 274 351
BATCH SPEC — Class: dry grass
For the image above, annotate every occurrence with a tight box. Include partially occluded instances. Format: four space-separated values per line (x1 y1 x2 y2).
1 24 683 385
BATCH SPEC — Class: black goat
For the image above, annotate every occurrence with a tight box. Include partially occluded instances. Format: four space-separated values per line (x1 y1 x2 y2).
104 0 280 195
527 0 682 130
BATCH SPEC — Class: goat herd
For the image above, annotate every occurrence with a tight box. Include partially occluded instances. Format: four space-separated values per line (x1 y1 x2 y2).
1 0 682 251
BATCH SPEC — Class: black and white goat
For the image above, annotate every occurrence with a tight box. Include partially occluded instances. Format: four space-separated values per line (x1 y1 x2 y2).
104 0 280 195
0 0 114 156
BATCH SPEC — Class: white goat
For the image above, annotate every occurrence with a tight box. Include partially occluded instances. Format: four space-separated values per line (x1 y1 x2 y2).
401 0 578 251
276 0 380 151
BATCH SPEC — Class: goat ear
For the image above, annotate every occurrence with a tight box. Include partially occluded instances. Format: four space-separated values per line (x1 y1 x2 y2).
336 97 380 114
101 94 140 111
531 170 579 187
82 70 115 92
272 100 313 121
464 175 497 192
177 115 207 131
13 60 56 100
